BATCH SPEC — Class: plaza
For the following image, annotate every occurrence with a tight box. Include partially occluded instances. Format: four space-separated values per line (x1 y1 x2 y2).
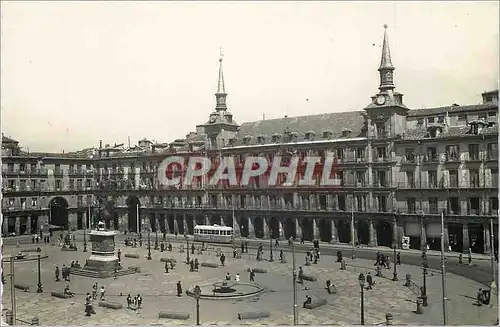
1 237 497 325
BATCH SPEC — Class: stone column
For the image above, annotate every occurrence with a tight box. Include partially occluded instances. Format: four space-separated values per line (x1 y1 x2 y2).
220 216 225 226
26 217 31 235
15 217 20 235
165 215 172 234
484 223 491 255
462 223 470 253
205 215 210 225
2 217 9 235
368 219 377 247
277 219 284 239
330 219 339 243
392 218 399 247
233 216 240 237
443 223 450 252
183 213 188 234
247 217 255 238
350 218 357 245
262 218 269 239
173 216 179 235
313 219 320 240
295 218 303 240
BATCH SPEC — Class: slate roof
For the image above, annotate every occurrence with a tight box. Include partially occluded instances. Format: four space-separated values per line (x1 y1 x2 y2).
231 110 366 146
402 123 498 140
407 102 497 117
2 135 18 144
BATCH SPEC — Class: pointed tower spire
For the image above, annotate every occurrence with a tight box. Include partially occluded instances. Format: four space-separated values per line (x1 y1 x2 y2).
378 24 395 91
215 48 227 111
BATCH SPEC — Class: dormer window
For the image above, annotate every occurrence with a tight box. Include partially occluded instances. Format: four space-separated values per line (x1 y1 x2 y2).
305 131 315 141
228 138 236 146
322 130 333 139
427 125 442 138
272 133 282 143
341 129 351 138
290 132 299 142
257 134 266 145
243 135 252 145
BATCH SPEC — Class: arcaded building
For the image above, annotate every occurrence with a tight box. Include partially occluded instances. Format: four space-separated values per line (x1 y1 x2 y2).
2 26 498 254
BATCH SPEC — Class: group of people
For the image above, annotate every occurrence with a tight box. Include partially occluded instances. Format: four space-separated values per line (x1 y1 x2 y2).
54 264 72 282
126 294 143 310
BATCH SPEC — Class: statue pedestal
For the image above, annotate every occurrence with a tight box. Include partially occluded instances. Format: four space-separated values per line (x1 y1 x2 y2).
86 230 119 272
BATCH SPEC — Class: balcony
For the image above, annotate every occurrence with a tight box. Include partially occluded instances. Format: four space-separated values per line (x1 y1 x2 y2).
486 151 498 162
69 168 85 176
400 157 417 165
466 153 481 162
53 169 64 177
423 155 439 163
444 154 460 163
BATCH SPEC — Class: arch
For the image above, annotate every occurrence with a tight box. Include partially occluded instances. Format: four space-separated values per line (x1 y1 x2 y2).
357 219 370 245
336 219 351 243
269 217 280 239
239 216 249 237
186 215 194 234
284 218 295 240
447 223 463 252
468 223 485 254
253 217 264 238
301 218 313 241
375 220 393 247
318 219 332 242
126 196 141 233
49 197 69 230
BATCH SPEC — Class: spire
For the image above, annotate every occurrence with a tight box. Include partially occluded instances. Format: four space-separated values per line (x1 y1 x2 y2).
215 48 227 111
378 24 395 91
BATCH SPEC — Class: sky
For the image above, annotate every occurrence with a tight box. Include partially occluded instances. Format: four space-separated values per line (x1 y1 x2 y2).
1 1 498 153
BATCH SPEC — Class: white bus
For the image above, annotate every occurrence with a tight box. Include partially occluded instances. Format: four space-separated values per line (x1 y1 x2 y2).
193 225 234 244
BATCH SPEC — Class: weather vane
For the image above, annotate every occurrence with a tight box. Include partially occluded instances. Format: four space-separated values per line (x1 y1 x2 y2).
219 47 224 60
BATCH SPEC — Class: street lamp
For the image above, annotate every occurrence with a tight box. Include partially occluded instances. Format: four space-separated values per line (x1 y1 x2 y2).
147 228 152 260
392 244 398 281
421 249 428 306
36 254 43 293
193 285 201 325
185 232 190 264
154 221 159 250
358 273 365 325
269 227 274 262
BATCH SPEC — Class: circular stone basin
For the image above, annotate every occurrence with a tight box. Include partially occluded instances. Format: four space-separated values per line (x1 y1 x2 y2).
186 282 265 300
2 253 49 263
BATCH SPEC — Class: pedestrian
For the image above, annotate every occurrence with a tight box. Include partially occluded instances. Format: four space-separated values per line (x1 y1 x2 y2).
300 237 304 244
280 250 284 262
298 266 304 284
160 242 165 252
194 258 199 271
165 261 169 273
55 266 60 281
366 272 373 290
233 248 237 258
244 242 248 253
191 244 195 255
397 252 401 265
468 247 472 265
477 288 483 306
117 249 121 262
226 272 231 280
92 283 98 299
241 242 245 254
249 269 255 282
137 294 142 308
459 253 463 264
235 273 240 282
32 235 35 244
126 294 132 308
190 260 194 272
176 281 183 297
220 253 226 266
100 286 105 300
302 295 312 308
275 239 279 247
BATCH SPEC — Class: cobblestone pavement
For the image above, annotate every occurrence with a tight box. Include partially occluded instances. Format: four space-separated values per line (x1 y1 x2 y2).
2 242 498 325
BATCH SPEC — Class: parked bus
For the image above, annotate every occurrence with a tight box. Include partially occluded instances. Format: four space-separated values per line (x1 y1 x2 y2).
193 225 234 244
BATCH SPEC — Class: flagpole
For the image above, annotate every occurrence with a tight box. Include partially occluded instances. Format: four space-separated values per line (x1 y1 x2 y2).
351 210 356 259
440 211 448 325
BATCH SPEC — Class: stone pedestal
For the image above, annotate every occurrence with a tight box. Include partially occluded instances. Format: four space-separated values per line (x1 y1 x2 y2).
86 230 119 272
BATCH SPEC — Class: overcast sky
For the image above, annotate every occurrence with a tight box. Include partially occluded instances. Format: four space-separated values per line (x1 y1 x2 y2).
1 1 498 153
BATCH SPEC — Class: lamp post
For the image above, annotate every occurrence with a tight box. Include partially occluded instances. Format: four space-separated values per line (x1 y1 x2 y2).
421 249 428 307
269 227 274 262
193 285 201 325
36 254 43 293
154 221 159 250
358 273 365 325
147 228 152 260
291 239 298 325
185 232 190 264
392 244 398 281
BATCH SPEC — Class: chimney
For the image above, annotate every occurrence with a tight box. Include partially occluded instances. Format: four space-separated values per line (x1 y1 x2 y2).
99 140 103 148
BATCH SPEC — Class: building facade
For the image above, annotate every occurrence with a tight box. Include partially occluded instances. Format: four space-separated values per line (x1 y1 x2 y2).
2 26 498 254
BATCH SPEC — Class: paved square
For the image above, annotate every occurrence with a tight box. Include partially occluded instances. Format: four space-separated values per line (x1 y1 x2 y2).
1 240 497 325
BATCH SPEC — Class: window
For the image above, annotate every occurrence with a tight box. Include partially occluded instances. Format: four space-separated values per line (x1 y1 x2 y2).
427 117 435 124
356 148 365 161
31 198 37 207
8 180 14 189
488 111 497 117
319 195 327 210
468 197 481 215
376 123 386 138
336 149 344 160
19 180 26 190
338 195 346 211
487 143 498 160
21 198 26 209
429 197 438 214
468 144 479 160
406 171 414 188
30 163 36 172
355 171 365 186
427 147 438 161
31 180 36 190
404 148 415 162
428 171 438 188
69 179 75 189
8 198 14 207
375 171 387 187
445 145 459 161
417 118 424 126
301 196 310 210
469 169 480 188
406 197 416 213
489 197 499 215
86 195 92 205
240 195 245 208
491 169 498 188
337 171 344 186
448 197 460 214
377 196 387 212
7 163 13 172
356 195 365 211
77 196 83 206
449 170 458 188
377 147 387 160
86 179 92 188
19 163 26 172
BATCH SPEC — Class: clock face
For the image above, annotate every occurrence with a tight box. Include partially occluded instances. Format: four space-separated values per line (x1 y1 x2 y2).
376 95 386 105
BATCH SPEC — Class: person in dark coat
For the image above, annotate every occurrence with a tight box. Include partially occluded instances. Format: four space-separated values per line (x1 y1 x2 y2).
191 244 195 255
177 281 183 297
241 242 245 254
396 252 401 265
366 272 373 290
220 253 226 266
55 266 60 281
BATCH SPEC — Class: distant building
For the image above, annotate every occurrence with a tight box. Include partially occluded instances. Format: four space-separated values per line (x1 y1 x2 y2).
2 26 497 254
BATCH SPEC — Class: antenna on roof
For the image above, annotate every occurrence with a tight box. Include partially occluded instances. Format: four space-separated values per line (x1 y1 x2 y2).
262 113 266 120
128 136 131 148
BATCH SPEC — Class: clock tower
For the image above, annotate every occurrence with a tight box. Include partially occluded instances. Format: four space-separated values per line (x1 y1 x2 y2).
364 25 409 138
